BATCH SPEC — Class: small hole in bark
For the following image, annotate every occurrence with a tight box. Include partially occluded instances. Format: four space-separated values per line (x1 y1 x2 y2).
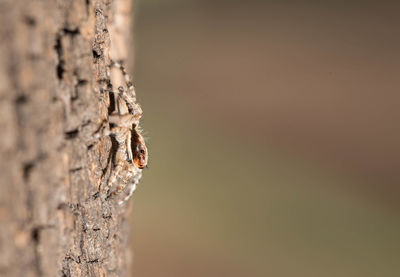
15 94 28 104
92 49 102 59
65 129 79 139
31 228 40 242
24 16 36 26
62 28 80 36
23 162 34 181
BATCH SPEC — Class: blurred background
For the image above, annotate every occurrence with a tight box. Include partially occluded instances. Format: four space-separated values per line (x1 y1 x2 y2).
130 0 400 276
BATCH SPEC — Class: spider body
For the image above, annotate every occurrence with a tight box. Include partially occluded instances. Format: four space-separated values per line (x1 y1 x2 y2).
102 61 148 204
131 127 148 169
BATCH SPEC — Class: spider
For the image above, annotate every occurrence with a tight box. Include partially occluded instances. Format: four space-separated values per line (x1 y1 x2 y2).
101 61 148 204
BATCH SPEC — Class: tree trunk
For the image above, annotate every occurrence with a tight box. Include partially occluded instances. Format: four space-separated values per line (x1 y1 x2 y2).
0 0 135 276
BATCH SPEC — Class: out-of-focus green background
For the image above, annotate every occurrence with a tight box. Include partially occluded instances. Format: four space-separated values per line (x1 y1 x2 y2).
130 1 400 276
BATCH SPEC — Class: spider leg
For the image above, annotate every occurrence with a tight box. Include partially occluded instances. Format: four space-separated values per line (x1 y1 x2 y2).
118 170 142 205
110 61 138 113
116 85 143 121
108 125 133 163
118 181 137 205
103 159 124 195
109 113 138 128
111 61 136 98
113 164 134 195
101 126 129 195
104 160 130 197
125 130 133 163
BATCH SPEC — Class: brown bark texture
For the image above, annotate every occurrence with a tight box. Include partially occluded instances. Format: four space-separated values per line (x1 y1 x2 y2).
0 0 135 276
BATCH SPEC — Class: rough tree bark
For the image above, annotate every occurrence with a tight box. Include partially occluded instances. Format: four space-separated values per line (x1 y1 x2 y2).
0 0 136 276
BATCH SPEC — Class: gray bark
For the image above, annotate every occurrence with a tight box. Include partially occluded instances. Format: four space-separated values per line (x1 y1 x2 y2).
0 0 135 276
